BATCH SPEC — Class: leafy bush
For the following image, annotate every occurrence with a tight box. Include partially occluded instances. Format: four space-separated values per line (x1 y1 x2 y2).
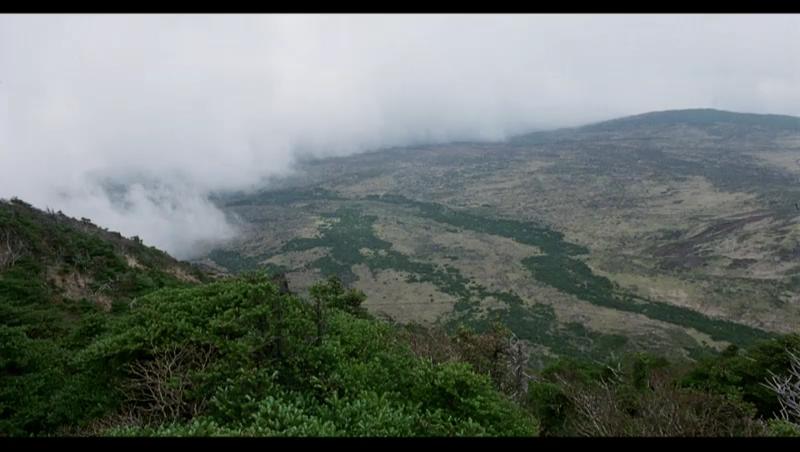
681 334 800 418
36 275 536 436
526 353 766 437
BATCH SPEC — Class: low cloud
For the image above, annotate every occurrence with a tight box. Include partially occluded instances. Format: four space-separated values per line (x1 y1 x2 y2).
1 14 798 257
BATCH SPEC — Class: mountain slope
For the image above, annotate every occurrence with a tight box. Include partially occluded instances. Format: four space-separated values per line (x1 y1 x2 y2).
0 197 211 312
204 109 800 366
0 198 221 434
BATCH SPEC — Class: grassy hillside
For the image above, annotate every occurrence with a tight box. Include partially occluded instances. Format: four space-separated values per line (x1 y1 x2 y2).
208 109 800 369
211 190 775 365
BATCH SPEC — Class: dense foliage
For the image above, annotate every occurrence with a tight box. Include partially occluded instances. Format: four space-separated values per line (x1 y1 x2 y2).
1 274 536 436
0 198 207 435
2 199 799 437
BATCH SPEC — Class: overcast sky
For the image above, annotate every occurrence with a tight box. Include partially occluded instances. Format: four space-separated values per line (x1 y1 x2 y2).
1 14 799 257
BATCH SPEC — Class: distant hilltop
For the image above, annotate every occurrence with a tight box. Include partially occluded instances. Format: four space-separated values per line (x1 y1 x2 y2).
581 108 800 132
511 108 800 144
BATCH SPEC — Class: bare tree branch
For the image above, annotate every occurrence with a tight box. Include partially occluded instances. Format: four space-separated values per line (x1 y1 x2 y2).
763 349 800 426
0 229 26 270
122 343 217 426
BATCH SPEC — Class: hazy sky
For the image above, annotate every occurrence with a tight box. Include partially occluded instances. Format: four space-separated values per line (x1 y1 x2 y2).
1 14 799 257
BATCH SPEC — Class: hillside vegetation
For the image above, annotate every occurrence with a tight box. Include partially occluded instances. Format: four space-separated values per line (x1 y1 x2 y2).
2 199 800 437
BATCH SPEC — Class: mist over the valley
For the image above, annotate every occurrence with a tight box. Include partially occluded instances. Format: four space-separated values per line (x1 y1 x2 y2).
1 14 799 258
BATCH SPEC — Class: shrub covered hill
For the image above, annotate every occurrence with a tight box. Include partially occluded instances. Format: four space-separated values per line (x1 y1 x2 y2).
1 197 799 437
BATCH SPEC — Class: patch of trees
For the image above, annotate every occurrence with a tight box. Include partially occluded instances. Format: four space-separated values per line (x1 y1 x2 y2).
522 254 773 348
2 270 799 436
526 339 800 437
1 275 536 436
